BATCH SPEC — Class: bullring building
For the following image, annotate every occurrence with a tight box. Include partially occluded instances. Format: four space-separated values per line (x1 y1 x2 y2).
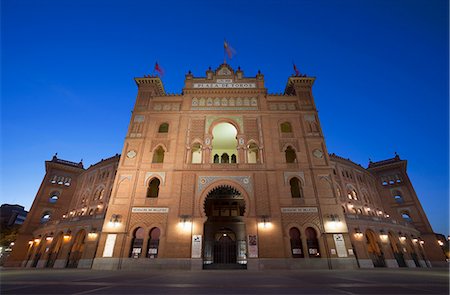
6 63 446 270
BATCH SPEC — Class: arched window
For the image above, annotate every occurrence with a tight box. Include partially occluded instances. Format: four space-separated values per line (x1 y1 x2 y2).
191 143 202 164
290 178 303 198
158 123 169 133
230 154 237 163
221 153 229 164
129 227 145 258
147 227 161 258
213 154 219 163
305 227 320 258
285 146 297 163
40 211 51 223
393 191 404 203
289 227 304 258
280 122 292 133
94 189 104 201
347 188 358 200
247 143 259 164
49 192 59 204
147 178 160 198
401 211 412 222
152 146 165 163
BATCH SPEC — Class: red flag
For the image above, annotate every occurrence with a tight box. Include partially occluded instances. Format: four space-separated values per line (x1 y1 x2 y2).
154 62 164 77
224 40 236 59
293 63 300 76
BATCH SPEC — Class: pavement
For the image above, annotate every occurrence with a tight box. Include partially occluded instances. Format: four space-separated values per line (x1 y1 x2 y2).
0 267 448 294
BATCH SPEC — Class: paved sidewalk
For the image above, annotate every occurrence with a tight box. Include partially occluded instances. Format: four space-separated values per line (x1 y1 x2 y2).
1 267 448 294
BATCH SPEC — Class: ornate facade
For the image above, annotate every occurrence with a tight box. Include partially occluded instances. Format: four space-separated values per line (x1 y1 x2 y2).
6 64 446 270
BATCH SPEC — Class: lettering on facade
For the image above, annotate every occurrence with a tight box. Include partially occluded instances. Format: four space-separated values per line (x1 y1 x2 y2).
131 207 169 213
281 207 318 213
193 83 256 89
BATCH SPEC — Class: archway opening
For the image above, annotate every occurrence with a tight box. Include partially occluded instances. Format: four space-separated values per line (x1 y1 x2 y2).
211 123 238 163
365 229 386 267
203 185 246 269
66 230 86 268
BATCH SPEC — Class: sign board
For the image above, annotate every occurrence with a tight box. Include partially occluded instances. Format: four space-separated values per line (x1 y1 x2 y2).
248 235 258 258
193 83 256 89
102 234 117 257
333 234 348 257
191 235 202 258
281 207 318 213
132 207 169 213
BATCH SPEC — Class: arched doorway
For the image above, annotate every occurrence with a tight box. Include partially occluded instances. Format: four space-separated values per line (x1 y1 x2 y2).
365 229 386 267
46 232 64 268
388 232 406 267
203 185 246 269
66 230 86 268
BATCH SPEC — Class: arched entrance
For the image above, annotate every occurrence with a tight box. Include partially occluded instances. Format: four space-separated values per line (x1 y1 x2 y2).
388 232 406 267
365 229 386 267
203 185 247 269
66 230 86 268
46 232 64 268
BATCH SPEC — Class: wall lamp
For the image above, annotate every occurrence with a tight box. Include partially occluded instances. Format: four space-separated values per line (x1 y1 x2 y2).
379 230 388 242
63 230 72 241
179 215 192 231
88 228 98 239
354 228 363 239
398 232 407 242
258 215 272 229
438 240 444 246
412 237 418 243
108 214 122 227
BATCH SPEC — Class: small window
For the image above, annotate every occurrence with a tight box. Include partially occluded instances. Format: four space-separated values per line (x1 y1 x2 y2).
280 122 292 133
213 154 219 163
221 153 229 164
147 178 160 198
289 227 304 258
394 195 404 203
152 146 165 163
158 123 169 133
40 212 51 223
290 178 303 198
285 146 297 163
401 212 412 222
230 154 237 163
49 192 59 204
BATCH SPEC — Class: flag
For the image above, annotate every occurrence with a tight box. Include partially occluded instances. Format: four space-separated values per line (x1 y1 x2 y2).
154 62 164 77
293 63 300 76
224 40 236 59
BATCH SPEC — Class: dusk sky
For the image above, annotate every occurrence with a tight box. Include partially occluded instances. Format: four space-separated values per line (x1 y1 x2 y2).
1 0 448 235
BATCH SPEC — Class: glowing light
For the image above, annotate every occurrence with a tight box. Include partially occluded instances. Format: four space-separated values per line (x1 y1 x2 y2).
88 232 98 239
438 240 444 246
46 236 53 242
34 238 41 244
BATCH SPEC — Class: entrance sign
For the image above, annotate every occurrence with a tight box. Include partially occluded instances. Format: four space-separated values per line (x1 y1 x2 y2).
132 207 169 213
248 235 258 258
333 234 348 257
281 207 318 213
102 234 117 257
192 235 202 258
193 83 256 89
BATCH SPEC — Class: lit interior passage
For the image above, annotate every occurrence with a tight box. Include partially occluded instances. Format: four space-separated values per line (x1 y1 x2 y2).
212 123 238 163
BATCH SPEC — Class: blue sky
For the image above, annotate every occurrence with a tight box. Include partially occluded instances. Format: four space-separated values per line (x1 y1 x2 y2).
1 0 448 235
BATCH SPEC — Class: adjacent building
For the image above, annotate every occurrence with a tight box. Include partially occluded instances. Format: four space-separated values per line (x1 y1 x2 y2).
6 64 447 270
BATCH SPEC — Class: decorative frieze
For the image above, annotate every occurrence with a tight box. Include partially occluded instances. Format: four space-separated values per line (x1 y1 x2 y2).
192 97 257 111
198 176 252 195
153 103 181 111
268 103 297 111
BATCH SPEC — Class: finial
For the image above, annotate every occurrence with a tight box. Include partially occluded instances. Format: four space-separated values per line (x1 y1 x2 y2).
188 70 192 74
238 66 241 70
208 66 211 70
258 69 261 74
52 153 58 160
